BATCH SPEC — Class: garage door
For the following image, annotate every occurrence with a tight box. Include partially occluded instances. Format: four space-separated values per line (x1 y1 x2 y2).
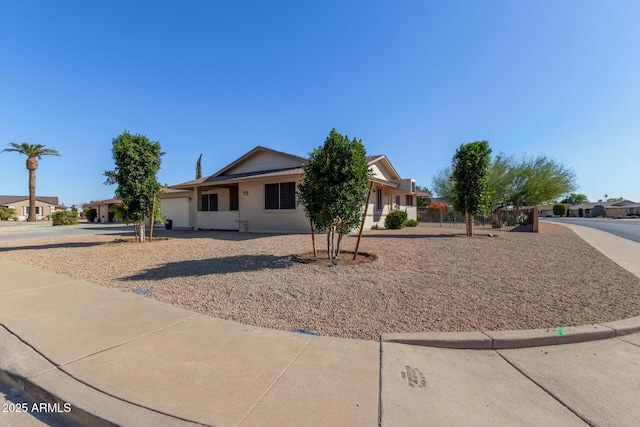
160 198 190 228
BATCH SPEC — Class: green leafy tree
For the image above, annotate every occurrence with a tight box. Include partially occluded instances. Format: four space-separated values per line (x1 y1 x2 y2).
415 185 431 209
431 166 454 201
2 142 61 221
451 140 492 236
560 193 589 205
104 131 164 242
489 153 577 212
553 203 567 216
298 128 371 260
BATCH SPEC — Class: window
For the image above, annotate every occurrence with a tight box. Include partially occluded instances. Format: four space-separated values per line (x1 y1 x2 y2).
406 195 413 206
230 188 239 211
395 196 400 207
265 182 296 210
25 206 41 215
200 194 218 211
376 189 383 210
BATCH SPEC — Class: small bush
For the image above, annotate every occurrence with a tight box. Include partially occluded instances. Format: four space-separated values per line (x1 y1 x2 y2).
85 208 97 223
591 205 607 218
0 207 16 221
552 204 567 216
385 210 408 229
405 219 419 227
52 211 79 226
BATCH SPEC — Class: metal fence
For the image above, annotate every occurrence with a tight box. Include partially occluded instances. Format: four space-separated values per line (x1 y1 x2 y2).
417 207 535 231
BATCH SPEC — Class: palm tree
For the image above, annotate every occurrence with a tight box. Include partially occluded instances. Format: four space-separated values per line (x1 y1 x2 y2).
2 142 61 221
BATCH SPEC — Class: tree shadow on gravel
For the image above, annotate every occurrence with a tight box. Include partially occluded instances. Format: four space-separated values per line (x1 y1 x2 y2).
119 254 292 281
148 229 292 241
0 242 106 252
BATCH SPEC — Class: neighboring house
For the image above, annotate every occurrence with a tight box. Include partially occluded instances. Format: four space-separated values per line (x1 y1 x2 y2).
567 200 639 218
0 195 65 221
85 199 122 223
164 146 418 233
536 204 558 217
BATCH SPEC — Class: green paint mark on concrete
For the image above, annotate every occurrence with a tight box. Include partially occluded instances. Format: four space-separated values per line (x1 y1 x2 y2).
557 327 564 336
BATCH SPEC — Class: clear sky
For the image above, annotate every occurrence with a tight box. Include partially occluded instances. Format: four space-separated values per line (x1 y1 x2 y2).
1 1 638 207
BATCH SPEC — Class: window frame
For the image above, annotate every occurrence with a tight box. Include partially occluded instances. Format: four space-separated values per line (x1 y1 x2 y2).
265 182 296 210
199 193 219 212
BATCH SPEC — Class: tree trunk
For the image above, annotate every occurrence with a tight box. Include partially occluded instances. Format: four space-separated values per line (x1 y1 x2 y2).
353 184 373 260
139 222 145 242
149 195 156 242
310 220 317 257
465 211 473 236
27 162 37 222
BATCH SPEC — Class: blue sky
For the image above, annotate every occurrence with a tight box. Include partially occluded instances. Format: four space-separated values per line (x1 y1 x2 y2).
1 1 638 207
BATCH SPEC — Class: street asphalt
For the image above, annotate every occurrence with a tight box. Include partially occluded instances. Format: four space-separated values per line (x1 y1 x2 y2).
543 217 640 244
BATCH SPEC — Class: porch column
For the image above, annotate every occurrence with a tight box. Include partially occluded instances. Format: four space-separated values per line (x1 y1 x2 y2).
191 187 200 231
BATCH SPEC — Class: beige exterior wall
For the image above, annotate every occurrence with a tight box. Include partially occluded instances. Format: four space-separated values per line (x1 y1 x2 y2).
369 163 395 181
363 185 417 229
226 151 304 175
196 211 239 230
7 199 57 221
237 178 309 233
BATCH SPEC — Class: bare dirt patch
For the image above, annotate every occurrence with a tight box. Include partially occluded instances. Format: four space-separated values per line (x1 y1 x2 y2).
291 250 377 266
1 222 639 340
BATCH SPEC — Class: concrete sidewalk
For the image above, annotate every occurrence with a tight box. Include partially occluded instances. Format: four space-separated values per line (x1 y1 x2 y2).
0 259 378 426
1 222 639 426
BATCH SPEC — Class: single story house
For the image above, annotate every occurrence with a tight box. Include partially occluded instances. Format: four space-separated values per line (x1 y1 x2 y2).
0 195 66 221
85 199 122 223
163 146 419 233
567 200 639 218
535 204 558 217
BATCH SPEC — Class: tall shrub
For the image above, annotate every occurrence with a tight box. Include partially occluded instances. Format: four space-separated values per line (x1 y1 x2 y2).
104 131 164 242
451 141 492 236
553 203 567 216
591 205 607 218
298 128 370 260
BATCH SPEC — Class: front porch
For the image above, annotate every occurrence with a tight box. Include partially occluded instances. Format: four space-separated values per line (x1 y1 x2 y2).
196 211 240 230
194 184 240 230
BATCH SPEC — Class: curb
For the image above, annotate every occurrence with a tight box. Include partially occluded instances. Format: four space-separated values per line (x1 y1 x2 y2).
381 315 640 349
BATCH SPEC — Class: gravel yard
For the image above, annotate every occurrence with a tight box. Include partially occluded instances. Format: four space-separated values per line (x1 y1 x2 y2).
1 222 639 340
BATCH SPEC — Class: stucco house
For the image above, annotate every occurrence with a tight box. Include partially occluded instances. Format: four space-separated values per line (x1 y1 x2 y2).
163 146 418 233
0 195 66 221
85 199 123 223
567 200 640 218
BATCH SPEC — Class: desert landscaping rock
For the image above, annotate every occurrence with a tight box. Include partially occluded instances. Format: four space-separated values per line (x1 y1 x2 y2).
0 223 639 340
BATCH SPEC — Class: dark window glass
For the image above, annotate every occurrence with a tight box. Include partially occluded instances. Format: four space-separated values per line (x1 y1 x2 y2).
376 189 383 210
265 184 280 209
201 194 209 211
279 182 296 209
210 194 218 211
406 195 413 206
230 187 239 211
